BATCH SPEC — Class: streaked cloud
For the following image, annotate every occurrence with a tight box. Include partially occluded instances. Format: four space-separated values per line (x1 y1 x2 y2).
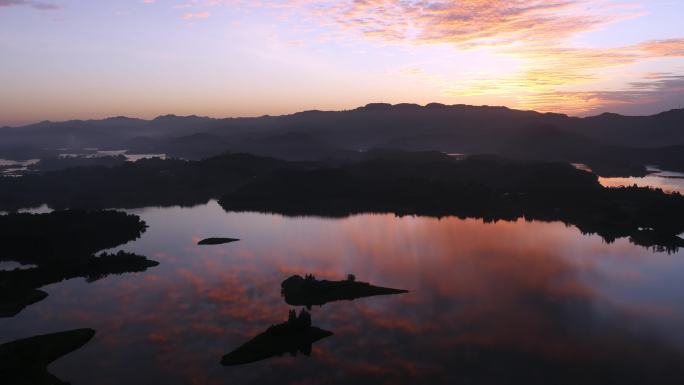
0 0 61 10
0 0 682 123
326 0 608 46
638 39 684 57
250 0 683 115
566 73 684 115
442 39 684 113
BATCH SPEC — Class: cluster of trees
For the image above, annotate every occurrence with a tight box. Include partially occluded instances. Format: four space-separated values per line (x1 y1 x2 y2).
0 153 296 211
220 154 684 250
0 210 147 264
2 150 684 251
0 210 158 318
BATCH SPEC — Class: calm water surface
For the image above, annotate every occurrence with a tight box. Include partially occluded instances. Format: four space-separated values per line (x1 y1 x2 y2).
599 167 684 194
2 201 684 384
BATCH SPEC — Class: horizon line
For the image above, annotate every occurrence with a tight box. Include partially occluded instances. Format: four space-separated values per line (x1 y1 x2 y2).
3 102 683 128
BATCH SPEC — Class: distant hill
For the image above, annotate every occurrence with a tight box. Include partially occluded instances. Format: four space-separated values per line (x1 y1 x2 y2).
2 104 683 173
566 109 684 147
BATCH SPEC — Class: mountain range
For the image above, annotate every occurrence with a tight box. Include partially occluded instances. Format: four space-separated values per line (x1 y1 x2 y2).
2 103 683 174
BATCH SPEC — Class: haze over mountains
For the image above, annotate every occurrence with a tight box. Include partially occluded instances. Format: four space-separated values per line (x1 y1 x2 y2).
2 103 684 174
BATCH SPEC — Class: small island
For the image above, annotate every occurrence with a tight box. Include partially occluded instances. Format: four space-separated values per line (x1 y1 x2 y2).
0 209 147 265
221 309 333 366
0 328 96 385
281 274 409 308
1 251 159 318
197 237 240 245
0 289 48 318
0 210 158 317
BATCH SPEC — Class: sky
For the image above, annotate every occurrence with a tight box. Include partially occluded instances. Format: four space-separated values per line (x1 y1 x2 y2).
0 0 683 125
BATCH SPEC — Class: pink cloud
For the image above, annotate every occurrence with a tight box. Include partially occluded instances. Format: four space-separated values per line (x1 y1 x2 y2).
181 11 210 20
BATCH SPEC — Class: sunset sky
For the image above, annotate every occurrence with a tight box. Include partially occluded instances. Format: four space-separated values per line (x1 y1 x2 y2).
1 0 683 125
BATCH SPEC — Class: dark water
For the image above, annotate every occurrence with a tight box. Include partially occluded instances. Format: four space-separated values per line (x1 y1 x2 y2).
2 201 684 384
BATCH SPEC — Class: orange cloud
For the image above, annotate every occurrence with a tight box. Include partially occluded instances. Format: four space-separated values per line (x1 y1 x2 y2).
259 1 682 115
333 0 605 46
637 38 684 57
438 39 684 114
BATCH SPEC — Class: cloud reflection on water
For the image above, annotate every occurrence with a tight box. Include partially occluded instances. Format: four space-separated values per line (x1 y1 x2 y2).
1 201 684 384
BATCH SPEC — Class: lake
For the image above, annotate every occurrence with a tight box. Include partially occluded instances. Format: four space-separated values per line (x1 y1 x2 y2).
571 164 684 194
2 201 684 384
599 168 684 194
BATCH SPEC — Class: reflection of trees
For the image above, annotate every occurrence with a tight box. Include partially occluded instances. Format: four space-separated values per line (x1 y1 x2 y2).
1 251 159 318
223 273 409 366
3 152 684 252
220 156 684 253
301 254 684 385
0 211 158 317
